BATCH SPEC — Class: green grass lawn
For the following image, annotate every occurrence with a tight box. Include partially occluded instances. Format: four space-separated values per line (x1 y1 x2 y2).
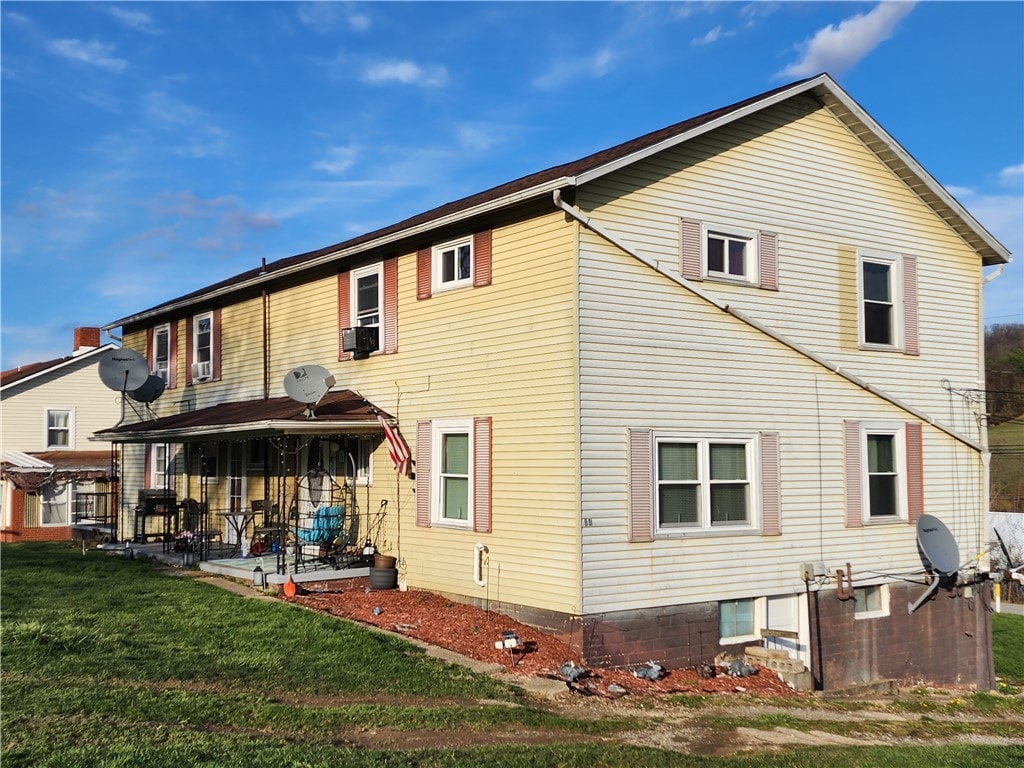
2 542 1022 768
993 611 1024 686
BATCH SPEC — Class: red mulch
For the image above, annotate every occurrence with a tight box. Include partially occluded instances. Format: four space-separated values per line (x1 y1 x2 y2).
286 579 801 700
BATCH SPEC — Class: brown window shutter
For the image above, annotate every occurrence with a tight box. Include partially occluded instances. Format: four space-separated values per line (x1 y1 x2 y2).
905 422 924 523
146 327 154 368
168 320 178 389
415 420 432 527
843 420 863 528
760 432 781 535
902 255 919 356
416 247 432 300
185 316 194 386
759 231 779 291
337 271 352 361
144 447 152 487
680 218 702 281
212 308 222 381
383 257 398 354
473 230 492 287
473 417 492 533
628 429 654 542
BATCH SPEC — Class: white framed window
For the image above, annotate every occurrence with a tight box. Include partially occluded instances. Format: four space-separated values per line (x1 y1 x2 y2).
149 444 174 489
352 263 382 328
858 250 902 349
152 324 171 384
430 418 473 528
703 223 758 284
432 237 473 292
192 311 213 381
46 409 72 448
853 584 890 619
861 422 906 523
354 436 373 486
655 435 757 533
719 597 763 643
40 480 70 526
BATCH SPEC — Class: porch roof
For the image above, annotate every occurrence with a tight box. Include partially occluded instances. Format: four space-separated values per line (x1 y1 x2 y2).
92 390 389 443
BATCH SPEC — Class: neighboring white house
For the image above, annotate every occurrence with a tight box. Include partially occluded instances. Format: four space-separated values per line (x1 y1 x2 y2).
1 328 120 542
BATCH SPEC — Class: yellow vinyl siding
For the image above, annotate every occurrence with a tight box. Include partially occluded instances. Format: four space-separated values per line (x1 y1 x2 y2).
123 210 580 614
353 211 580 615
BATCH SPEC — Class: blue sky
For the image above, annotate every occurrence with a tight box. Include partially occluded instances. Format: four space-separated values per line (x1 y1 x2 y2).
2 1 1021 370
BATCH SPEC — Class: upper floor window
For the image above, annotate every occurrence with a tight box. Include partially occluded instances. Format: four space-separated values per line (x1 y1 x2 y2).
706 227 757 283
434 237 473 292
353 264 382 329
190 310 216 383
152 324 171 384
46 409 72 448
857 249 919 354
656 436 755 532
860 252 899 347
680 218 777 290
417 230 492 300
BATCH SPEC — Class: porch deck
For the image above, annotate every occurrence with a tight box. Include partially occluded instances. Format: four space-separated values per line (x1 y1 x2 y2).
106 541 370 586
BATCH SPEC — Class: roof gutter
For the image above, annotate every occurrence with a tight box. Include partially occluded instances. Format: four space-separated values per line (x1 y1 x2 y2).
552 189 983 452
105 177 576 330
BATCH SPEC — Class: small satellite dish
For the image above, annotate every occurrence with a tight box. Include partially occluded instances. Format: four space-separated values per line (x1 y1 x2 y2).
908 514 961 614
283 364 336 418
128 374 167 404
916 514 960 576
98 348 150 392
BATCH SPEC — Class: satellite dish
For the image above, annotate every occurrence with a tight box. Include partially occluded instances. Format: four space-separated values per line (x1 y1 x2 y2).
283 365 336 418
128 374 167 404
908 514 961 614
916 514 960 576
98 348 150 392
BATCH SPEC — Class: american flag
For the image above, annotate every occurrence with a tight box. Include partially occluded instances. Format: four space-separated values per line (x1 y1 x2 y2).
378 414 411 476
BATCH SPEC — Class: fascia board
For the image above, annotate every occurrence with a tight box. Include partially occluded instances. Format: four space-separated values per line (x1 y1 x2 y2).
104 177 576 330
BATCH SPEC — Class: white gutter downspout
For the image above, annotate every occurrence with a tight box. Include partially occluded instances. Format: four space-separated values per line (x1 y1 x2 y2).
552 189 983 452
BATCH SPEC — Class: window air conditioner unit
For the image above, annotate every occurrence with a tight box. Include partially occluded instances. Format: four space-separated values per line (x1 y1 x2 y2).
342 326 379 357
191 361 212 381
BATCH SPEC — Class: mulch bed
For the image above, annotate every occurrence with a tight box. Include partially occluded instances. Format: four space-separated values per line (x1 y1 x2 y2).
286 579 801 700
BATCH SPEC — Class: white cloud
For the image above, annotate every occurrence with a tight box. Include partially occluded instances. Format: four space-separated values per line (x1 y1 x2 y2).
46 38 128 73
298 2 371 33
362 60 447 87
777 2 916 79
692 25 729 46
108 7 157 33
999 164 1024 184
532 47 617 90
314 145 359 175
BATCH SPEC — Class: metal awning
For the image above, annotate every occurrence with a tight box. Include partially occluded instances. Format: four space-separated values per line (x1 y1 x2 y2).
91 390 389 444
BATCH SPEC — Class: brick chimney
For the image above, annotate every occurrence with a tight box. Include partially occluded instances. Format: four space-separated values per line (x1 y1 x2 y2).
73 326 102 355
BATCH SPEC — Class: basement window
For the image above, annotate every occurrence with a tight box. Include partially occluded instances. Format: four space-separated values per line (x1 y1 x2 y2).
853 584 889 618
